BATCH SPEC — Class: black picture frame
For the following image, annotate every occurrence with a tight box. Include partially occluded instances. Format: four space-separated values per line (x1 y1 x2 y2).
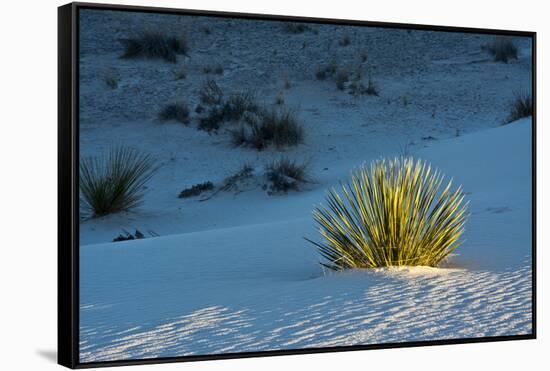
58 2 537 368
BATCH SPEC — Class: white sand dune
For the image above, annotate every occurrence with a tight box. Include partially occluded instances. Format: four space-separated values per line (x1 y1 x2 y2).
80 120 532 362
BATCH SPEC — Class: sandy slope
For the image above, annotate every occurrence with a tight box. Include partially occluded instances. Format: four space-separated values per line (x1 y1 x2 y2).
80 119 532 362
78 10 532 246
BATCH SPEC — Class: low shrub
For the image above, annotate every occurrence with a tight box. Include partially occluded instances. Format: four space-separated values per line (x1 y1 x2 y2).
120 32 188 63
482 36 518 63
158 103 190 124
306 157 468 270
505 91 532 124
179 181 214 198
113 229 146 242
79 146 158 217
265 158 310 193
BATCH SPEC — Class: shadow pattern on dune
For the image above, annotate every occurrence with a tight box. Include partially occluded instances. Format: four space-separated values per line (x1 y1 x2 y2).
80 262 532 362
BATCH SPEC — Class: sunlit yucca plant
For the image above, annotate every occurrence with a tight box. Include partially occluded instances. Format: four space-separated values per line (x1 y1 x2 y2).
307 158 468 270
79 146 158 217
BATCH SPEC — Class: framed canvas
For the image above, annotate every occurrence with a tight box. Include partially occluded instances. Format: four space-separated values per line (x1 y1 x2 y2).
58 2 536 368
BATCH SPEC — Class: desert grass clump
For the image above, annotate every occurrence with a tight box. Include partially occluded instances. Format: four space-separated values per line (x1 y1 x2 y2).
315 64 337 81
482 36 518 63
174 67 187 80
505 91 532 124
336 71 349 90
198 106 226 132
79 146 158 217
231 108 304 150
202 64 224 75
307 157 468 270
339 35 351 47
103 73 119 89
158 103 190 124
199 79 224 105
198 91 258 132
266 158 310 193
283 23 312 34
120 32 188 63
223 92 259 121
275 92 285 105
364 79 379 96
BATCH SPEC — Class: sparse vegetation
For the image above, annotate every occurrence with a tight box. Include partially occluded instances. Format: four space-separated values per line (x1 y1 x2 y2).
505 91 532 124
158 103 190 124
223 92 259 121
179 181 214 198
231 107 304 150
336 71 349 90
349 74 379 97
283 77 292 90
282 23 312 34
364 78 379 96
482 36 518 63
315 64 337 81
202 64 224 75
339 35 351 47
316 63 378 96
265 158 310 193
306 158 468 270
113 229 145 242
199 79 224 105
222 163 254 192
198 91 258 132
79 146 158 217
120 32 188 63
103 72 119 89
174 68 186 80
198 106 226 132
195 104 205 114
200 164 255 201
275 92 285 105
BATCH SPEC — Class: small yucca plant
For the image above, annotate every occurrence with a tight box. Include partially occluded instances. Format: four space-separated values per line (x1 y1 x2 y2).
307 158 468 270
79 146 158 217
